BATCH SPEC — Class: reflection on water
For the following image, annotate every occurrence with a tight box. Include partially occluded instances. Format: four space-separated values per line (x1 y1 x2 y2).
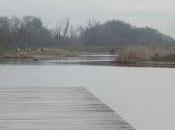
0 55 117 65
0 61 175 130
42 55 116 65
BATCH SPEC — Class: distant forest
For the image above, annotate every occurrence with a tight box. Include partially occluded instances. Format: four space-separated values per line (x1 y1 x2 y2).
0 16 174 48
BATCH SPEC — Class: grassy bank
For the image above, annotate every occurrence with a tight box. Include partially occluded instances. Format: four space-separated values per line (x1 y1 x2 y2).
0 48 79 60
116 46 175 67
0 46 118 60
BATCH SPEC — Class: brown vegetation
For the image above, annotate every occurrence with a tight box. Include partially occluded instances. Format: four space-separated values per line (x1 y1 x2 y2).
0 48 78 59
117 46 174 63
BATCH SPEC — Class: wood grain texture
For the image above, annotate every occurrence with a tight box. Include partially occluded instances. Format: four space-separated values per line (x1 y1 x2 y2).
0 87 135 130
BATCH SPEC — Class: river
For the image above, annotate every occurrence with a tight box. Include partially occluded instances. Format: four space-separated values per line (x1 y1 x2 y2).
0 57 175 130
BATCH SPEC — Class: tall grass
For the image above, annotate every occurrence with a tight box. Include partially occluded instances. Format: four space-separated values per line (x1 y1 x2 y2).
117 46 173 63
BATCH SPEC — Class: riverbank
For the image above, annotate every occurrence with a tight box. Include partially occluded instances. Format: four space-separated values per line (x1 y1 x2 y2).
0 48 79 60
115 46 175 68
1 48 175 68
115 61 175 68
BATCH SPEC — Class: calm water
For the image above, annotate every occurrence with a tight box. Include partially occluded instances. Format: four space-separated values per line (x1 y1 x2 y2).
0 60 175 130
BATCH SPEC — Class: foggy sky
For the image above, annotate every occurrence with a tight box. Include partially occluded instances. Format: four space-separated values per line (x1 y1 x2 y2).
0 0 175 38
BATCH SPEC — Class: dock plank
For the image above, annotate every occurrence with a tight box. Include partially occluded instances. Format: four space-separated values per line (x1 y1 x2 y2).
0 87 135 130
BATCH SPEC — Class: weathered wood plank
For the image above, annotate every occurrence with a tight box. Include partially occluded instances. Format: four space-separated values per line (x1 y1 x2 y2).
0 87 135 130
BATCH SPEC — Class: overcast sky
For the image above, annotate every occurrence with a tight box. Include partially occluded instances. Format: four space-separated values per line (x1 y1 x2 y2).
0 0 175 37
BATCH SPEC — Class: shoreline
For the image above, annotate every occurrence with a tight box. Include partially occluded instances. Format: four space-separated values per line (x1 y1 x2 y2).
1 56 175 68
114 61 175 68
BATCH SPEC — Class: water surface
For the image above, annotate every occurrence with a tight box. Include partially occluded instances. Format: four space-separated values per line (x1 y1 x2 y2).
0 61 175 130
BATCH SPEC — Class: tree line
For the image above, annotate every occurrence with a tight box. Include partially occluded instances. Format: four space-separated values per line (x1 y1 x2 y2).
0 16 174 48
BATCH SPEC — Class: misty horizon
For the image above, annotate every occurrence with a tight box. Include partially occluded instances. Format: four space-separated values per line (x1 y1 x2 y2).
0 0 175 38
1 15 174 39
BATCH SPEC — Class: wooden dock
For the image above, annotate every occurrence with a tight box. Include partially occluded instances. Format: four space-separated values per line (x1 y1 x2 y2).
0 87 135 130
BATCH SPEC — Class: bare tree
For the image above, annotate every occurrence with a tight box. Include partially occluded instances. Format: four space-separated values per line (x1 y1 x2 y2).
55 17 70 43
63 17 70 38
69 26 78 40
0 16 174 49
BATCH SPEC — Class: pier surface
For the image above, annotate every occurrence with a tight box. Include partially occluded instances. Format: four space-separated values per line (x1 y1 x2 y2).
0 87 135 130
